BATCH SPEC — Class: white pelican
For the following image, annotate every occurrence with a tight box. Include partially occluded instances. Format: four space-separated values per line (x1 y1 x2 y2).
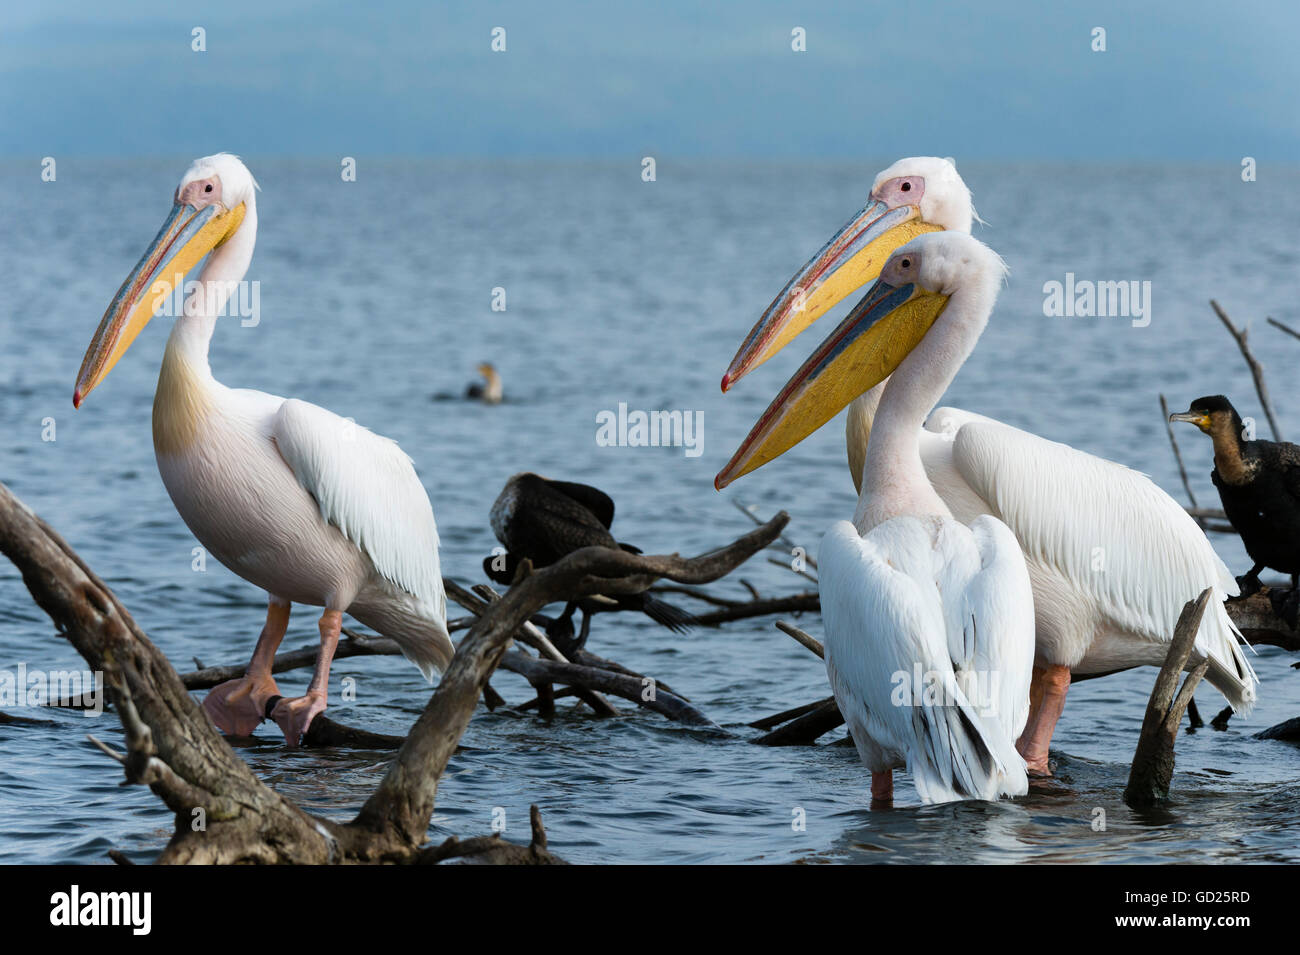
719 233 1034 803
73 154 452 745
721 157 1257 775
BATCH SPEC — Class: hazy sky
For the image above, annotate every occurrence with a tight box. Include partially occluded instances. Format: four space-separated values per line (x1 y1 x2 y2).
4 0 1298 159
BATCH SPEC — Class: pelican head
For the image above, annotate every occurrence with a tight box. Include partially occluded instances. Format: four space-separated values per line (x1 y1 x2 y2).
716 232 1004 489
721 156 974 392
73 153 258 407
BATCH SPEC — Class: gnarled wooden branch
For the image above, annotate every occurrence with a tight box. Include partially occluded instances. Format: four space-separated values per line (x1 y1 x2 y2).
754 698 845 746
416 805 566 865
0 482 337 863
352 512 788 850
502 651 719 727
1124 589 1212 809
0 479 786 863
1225 591 1300 651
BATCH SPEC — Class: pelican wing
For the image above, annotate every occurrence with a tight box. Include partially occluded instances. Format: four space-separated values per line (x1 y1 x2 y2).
271 398 446 620
947 417 1256 709
820 517 1029 803
921 516 1033 741
957 516 1036 742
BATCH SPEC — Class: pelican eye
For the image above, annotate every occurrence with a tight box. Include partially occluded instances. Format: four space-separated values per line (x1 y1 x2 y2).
901 181 912 192
900 258 911 269
205 184 213 193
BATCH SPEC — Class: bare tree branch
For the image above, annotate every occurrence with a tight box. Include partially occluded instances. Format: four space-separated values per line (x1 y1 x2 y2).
0 476 788 863
775 620 825 659
0 481 340 863
1267 316 1300 342
352 512 788 849
502 652 718 727
415 806 566 865
754 699 845 746
1212 299 1284 441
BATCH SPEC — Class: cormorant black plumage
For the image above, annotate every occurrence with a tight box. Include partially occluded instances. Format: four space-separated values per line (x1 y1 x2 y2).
1172 394 1300 619
483 472 696 650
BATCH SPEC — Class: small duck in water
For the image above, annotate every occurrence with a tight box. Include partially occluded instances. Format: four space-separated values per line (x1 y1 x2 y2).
466 362 503 404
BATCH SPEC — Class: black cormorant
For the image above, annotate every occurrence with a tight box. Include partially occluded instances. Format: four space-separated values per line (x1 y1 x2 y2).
484 472 696 649
1171 394 1300 619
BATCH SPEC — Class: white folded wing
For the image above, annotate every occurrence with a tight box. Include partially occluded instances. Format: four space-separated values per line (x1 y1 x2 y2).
820 513 1033 804
923 408 1255 710
271 398 447 624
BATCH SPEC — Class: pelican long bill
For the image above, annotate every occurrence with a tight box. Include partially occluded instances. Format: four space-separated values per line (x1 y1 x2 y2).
73 199 245 407
721 201 940 392
715 278 950 489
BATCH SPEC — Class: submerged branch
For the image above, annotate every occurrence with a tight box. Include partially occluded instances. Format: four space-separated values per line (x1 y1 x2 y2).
753 698 845 746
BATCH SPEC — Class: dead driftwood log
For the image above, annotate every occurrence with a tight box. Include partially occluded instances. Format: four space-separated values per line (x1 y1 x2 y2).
0 709 55 726
1256 717 1300 742
754 698 845 746
170 579 721 729
655 588 820 626
43 513 811 732
1124 589 1212 808
419 804 565 865
0 478 785 863
1226 590 1300 651
126 509 815 734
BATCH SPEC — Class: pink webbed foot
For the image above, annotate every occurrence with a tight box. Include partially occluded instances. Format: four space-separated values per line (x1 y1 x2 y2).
1022 754 1054 778
270 692 327 747
203 674 282 737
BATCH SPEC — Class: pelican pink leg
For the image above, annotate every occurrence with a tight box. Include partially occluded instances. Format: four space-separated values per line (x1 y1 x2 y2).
1015 664 1071 776
271 609 342 747
202 600 290 737
871 771 894 806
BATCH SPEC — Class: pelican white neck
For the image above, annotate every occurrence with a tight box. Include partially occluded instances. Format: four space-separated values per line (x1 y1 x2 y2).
853 244 1003 533
165 195 258 371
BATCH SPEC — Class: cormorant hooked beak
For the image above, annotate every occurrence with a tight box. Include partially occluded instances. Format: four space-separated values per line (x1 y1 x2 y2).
1169 409 1212 433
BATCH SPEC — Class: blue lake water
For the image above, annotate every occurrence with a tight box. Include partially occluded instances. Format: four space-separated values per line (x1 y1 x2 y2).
1 158 1298 863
